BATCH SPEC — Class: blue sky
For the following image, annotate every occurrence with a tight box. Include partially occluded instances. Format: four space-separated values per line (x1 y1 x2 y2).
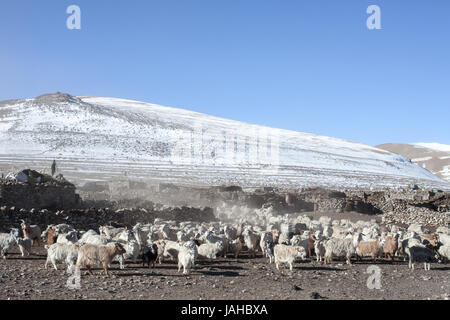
1 1 449 146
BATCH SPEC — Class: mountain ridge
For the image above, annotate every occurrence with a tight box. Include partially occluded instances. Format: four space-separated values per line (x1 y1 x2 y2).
377 143 450 183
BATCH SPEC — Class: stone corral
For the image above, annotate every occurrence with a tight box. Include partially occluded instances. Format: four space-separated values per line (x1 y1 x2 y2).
0 180 80 210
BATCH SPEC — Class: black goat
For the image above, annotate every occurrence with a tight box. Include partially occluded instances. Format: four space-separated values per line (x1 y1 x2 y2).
141 243 158 268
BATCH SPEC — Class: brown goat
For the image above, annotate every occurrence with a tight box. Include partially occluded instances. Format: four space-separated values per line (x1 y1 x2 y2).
420 234 439 248
356 238 380 261
47 228 57 245
20 222 41 246
307 235 316 257
76 243 126 276
383 234 399 261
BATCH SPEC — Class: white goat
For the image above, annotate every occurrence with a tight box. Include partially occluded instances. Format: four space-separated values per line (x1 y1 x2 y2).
178 243 197 275
45 243 79 273
56 231 79 245
203 231 227 257
113 240 140 269
274 244 307 271
0 230 17 259
324 233 362 265
198 242 222 261
242 228 260 258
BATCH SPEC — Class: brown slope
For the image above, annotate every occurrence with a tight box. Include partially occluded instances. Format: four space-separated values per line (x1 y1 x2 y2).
377 143 450 182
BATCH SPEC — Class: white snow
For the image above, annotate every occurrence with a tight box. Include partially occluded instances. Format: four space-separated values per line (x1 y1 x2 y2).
0 94 449 190
411 157 433 162
412 143 450 153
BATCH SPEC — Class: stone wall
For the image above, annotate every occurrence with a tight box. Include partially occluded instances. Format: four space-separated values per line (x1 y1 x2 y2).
0 181 80 210
0 205 216 233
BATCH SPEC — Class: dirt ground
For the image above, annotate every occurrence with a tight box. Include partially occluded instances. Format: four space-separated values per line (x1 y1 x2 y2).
0 245 449 300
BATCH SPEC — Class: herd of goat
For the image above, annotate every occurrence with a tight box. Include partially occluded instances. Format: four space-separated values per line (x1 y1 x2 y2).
0 205 449 277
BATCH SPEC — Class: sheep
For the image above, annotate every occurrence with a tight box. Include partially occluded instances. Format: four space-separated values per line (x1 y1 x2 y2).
45 243 79 273
324 233 361 265
274 244 307 271
356 238 381 262
242 228 260 258
20 221 41 246
16 237 32 257
197 242 222 261
383 234 399 260
75 243 126 276
0 230 17 259
56 231 79 245
405 244 439 271
141 243 158 268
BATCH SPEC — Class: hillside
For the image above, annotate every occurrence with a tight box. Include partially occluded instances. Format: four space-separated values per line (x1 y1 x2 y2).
377 143 450 183
0 92 448 190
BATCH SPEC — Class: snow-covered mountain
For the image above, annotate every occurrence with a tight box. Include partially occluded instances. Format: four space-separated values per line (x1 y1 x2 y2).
377 143 450 183
0 92 449 190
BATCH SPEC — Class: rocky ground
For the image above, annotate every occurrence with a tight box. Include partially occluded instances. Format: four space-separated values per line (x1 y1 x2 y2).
0 246 448 300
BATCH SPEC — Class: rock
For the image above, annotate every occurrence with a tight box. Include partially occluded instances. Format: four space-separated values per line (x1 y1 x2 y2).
310 292 325 300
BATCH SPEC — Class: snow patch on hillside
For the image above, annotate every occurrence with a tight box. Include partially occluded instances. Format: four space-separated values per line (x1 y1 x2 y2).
413 143 450 153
